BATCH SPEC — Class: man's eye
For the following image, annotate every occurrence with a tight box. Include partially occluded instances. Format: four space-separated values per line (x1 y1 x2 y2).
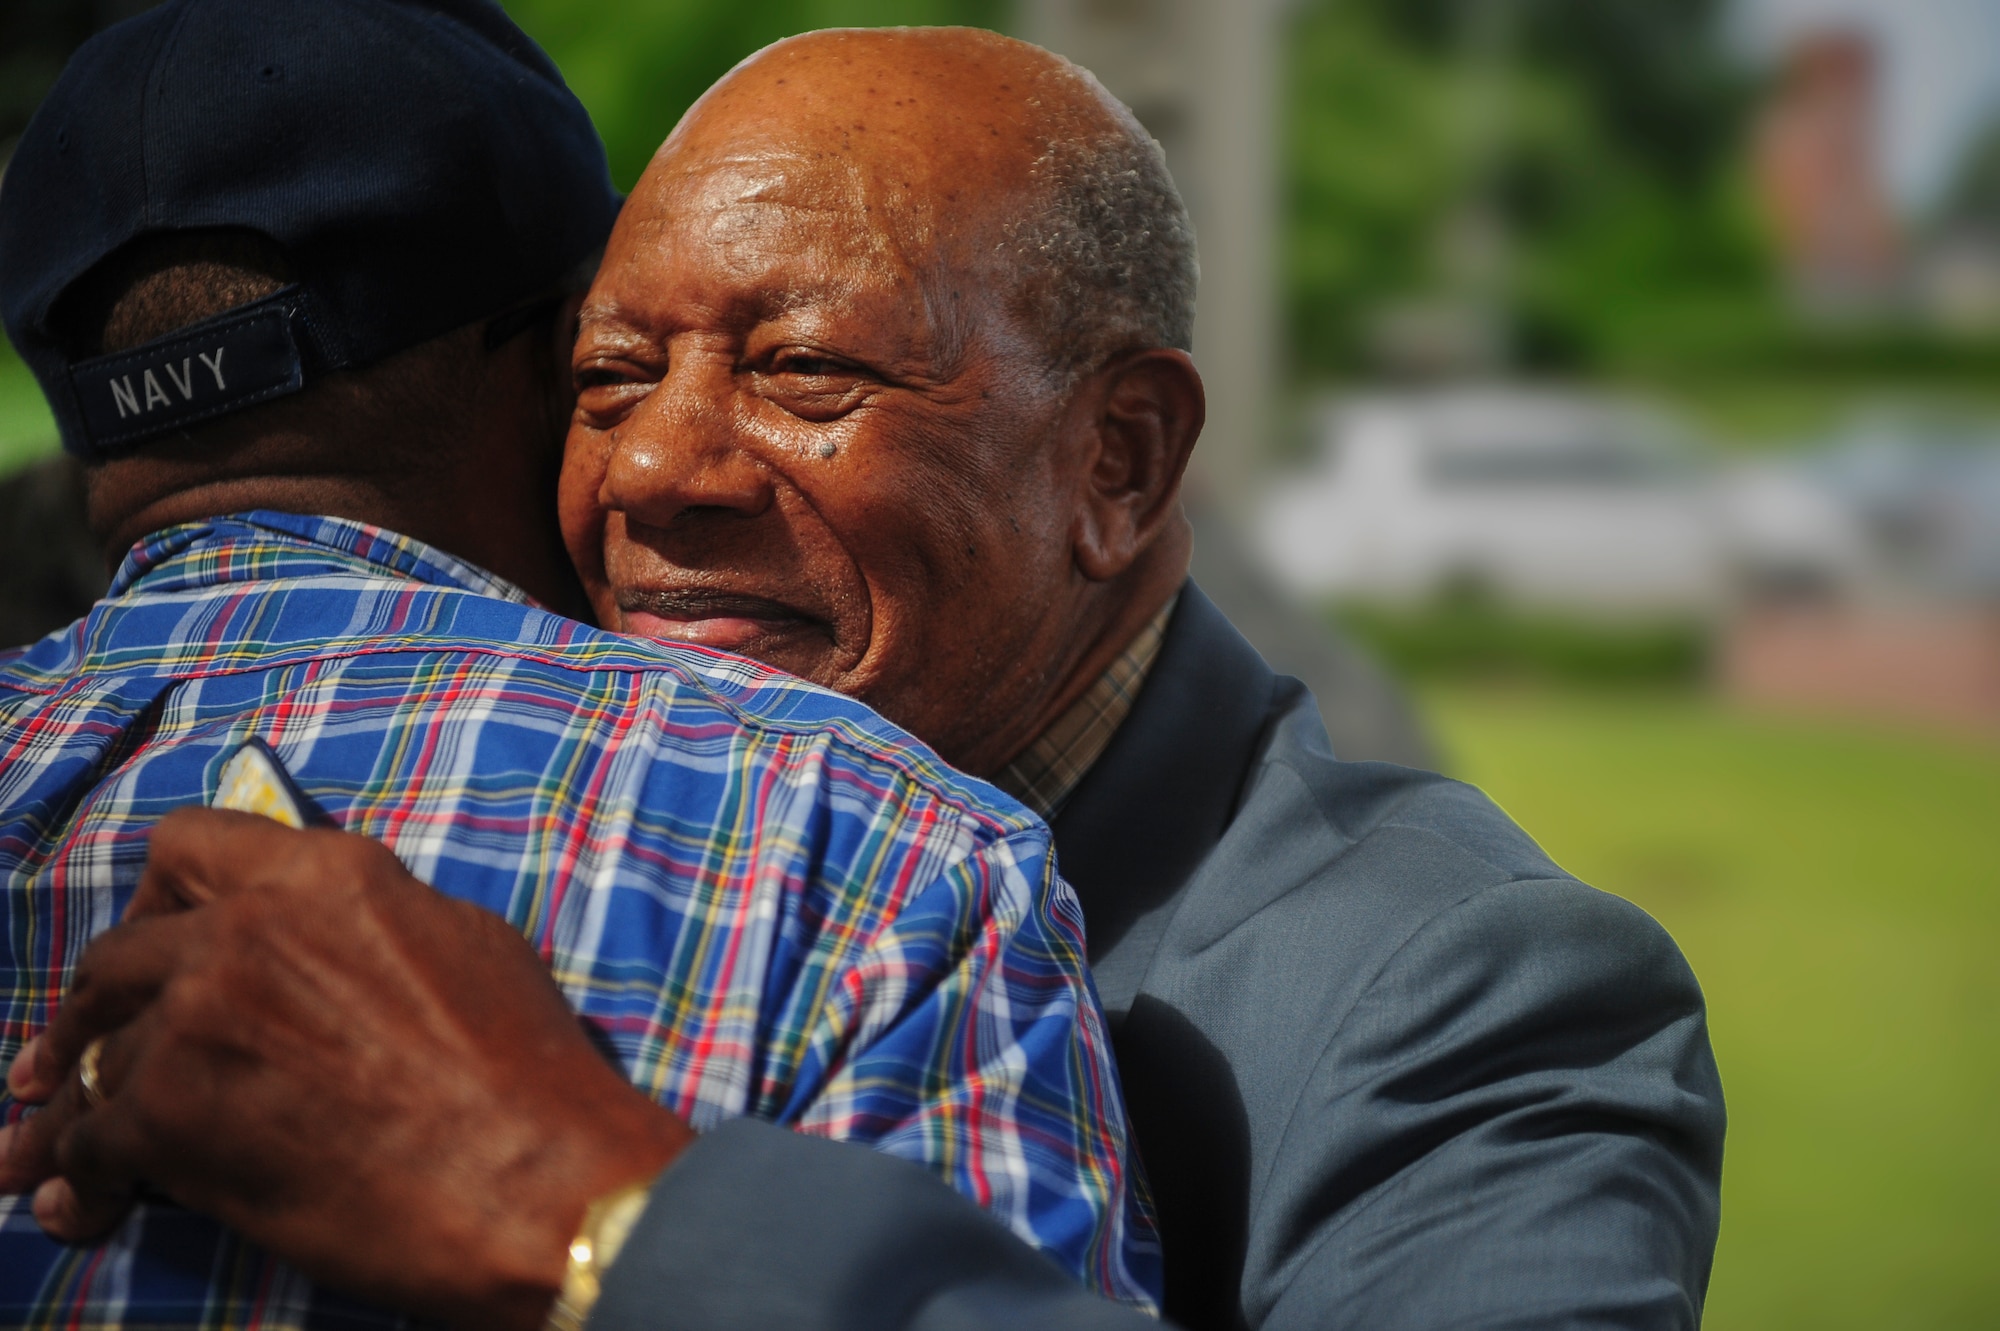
776 354 849 378
572 362 658 427
575 365 644 391
752 350 874 422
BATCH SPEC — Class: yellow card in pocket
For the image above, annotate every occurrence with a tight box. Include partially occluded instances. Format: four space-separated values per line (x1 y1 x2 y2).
211 738 321 828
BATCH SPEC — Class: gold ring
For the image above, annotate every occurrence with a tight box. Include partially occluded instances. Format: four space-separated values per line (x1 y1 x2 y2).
77 1037 107 1109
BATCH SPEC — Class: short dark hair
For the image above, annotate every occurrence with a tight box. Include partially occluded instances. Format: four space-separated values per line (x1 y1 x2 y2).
1005 65 1199 378
56 229 293 358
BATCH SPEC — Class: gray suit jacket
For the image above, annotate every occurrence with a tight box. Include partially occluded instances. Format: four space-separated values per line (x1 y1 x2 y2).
594 584 1725 1330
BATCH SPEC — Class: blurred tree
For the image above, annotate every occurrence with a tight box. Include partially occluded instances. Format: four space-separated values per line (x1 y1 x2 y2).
1284 0 1776 383
1283 6 1463 374
500 0 1004 191
1360 0 1746 192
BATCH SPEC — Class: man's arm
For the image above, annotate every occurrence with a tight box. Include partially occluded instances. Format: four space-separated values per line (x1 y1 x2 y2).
592 1118 1156 1331
1 809 692 1330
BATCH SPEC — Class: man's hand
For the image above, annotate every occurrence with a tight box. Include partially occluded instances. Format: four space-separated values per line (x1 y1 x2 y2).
0 808 692 1331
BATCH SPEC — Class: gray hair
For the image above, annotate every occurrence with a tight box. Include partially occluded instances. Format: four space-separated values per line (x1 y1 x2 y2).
1005 104 1199 379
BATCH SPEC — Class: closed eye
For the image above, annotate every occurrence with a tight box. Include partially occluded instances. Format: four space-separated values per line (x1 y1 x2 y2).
768 348 869 379
776 354 848 377
576 366 641 390
756 348 876 422
572 358 659 427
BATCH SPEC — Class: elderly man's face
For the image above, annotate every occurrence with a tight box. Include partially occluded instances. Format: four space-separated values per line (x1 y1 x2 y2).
558 143 1085 768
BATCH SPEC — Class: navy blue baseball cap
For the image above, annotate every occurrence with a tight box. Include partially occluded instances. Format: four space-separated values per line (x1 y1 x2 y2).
0 0 621 461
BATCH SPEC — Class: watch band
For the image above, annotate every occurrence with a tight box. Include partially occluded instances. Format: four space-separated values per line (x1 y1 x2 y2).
543 1178 656 1331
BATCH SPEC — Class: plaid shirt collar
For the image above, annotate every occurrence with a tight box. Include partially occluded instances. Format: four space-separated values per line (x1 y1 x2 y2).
996 594 1178 819
106 509 534 605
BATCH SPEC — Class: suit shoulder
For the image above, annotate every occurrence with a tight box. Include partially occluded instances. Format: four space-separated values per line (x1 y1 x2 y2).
1216 725 1689 993
1249 684 1563 882
1248 728 1567 899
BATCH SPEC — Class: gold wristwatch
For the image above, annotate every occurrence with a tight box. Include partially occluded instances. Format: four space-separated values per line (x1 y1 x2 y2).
543 1179 655 1331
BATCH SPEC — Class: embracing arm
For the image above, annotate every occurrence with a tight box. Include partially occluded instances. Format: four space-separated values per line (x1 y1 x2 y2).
592 1118 1157 1331
0 808 690 1329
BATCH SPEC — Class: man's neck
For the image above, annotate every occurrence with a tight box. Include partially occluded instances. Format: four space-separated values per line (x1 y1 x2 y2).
978 523 1192 781
90 468 587 619
993 590 1178 818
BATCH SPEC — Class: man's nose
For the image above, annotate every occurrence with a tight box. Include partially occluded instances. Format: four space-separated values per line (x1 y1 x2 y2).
599 356 773 532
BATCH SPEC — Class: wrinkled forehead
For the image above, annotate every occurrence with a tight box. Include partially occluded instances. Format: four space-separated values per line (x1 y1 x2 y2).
594 132 1028 358
634 146 910 275
653 113 1029 262
586 33 1099 356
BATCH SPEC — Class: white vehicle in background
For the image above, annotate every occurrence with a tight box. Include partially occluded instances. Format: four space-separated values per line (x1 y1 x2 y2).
1254 388 1865 613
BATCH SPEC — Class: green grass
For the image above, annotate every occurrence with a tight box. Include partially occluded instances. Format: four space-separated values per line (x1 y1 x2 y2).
1422 685 2000 1331
0 342 58 477
1336 597 1708 687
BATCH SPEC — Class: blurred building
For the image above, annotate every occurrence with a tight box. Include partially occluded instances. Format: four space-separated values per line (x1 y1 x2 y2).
1732 408 2000 732
1256 384 2000 735
1753 30 1905 315
1722 601 2000 733
1722 413 2000 735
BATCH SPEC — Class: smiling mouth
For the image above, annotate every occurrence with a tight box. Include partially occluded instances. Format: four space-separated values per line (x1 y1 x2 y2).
615 589 821 652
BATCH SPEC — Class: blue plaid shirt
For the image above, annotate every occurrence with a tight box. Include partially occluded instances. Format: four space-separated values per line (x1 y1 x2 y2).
0 511 1160 1326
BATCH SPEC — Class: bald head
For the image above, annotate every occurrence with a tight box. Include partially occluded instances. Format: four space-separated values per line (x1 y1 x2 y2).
661 27 1196 378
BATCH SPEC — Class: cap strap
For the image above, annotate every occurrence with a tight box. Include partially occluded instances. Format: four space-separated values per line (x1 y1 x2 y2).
67 286 321 456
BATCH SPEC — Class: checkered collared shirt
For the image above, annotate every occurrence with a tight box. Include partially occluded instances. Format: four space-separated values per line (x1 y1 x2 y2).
996 596 1177 819
0 511 1160 1327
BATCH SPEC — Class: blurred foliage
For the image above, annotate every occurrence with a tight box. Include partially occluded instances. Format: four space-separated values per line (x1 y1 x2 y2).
1282 0 2000 407
1361 0 1746 191
1430 684 2000 1330
1284 0 1779 383
1284 6 1462 373
499 0 1004 192
1334 592 1708 687
0 340 56 476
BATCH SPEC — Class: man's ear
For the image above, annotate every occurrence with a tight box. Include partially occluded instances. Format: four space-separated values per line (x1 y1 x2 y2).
1071 348 1205 582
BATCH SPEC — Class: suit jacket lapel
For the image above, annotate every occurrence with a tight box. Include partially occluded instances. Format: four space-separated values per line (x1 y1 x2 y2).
1050 581 1278 1016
